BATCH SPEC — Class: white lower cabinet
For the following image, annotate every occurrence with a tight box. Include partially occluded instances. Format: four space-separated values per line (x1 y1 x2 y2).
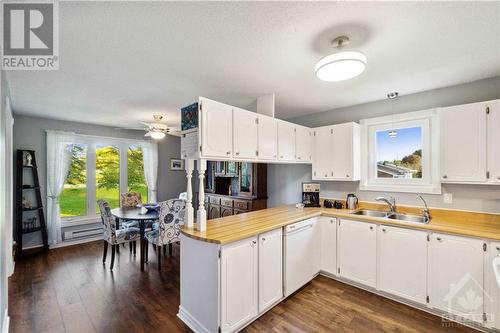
429 233 485 323
320 217 337 276
258 228 283 312
338 219 377 288
485 242 500 329
378 226 428 305
220 236 258 333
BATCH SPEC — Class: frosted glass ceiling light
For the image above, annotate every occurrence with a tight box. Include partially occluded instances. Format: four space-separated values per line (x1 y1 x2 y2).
387 92 399 139
315 36 367 82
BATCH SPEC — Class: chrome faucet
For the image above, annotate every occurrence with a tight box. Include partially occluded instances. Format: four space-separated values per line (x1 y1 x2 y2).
375 196 396 213
417 195 430 221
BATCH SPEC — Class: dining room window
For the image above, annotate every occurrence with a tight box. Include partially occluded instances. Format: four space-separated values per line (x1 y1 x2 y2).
127 145 147 202
95 144 120 212
60 144 87 217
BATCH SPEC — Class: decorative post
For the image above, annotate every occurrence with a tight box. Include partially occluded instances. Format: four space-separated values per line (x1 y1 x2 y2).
185 158 194 228
197 159 207 231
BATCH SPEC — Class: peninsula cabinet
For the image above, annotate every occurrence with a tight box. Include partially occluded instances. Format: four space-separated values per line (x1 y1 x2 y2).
257 115 278 161
200 98 233 159
312 122 360 181
337 219 377 288
485 242 500 329
220 236 259 333
233 107 258 160
320 217 337 276
439 99 500 184
378 226 428 305
258 228 283 312
277 120 296 162
428 233 485 322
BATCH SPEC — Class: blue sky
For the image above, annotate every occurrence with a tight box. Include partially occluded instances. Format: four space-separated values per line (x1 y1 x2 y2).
376 127 422 162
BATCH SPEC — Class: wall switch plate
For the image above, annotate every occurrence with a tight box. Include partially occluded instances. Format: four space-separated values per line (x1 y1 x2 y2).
443 193 453 204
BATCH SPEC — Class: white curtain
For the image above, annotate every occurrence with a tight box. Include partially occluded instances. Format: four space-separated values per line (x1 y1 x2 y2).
46 131 73 245
142 142 158 203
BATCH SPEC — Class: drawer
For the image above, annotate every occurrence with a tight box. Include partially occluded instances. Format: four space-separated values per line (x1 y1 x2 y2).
209 196 220 205
221 198 233 207
234 199 251 211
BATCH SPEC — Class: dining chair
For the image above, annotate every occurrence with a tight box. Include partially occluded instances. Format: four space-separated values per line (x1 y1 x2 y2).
98 199 141 270
144 199 186 271
119 191 143 252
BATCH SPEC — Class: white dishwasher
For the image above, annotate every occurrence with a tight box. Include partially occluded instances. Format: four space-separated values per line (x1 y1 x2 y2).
284 218 317 297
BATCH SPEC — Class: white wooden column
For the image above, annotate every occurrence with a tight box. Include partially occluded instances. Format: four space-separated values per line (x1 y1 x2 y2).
196 159 207 231
185 158 194 228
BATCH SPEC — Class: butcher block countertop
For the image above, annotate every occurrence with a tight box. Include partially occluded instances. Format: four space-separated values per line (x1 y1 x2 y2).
180 204 500 244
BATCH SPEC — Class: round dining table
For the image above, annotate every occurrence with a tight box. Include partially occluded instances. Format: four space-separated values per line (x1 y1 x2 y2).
111 207 159 271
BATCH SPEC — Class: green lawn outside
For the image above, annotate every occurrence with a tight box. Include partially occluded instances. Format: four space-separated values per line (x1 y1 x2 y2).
60 186 147 217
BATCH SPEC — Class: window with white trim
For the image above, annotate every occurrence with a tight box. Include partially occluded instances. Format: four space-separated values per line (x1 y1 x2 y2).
360 109 441 194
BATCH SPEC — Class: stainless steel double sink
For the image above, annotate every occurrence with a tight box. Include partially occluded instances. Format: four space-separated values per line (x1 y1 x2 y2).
350 209 430 224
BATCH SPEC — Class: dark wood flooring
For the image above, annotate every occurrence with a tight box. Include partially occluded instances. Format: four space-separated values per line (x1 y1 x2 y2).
9 241 477 333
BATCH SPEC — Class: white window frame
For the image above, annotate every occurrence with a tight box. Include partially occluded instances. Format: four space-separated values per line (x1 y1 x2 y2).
360 109 441 194
60 134 150 226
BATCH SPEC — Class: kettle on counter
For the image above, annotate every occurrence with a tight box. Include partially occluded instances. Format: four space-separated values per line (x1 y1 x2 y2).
346 193 358 209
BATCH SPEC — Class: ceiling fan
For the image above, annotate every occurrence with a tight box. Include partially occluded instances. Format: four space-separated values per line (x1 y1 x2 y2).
118 115 178 140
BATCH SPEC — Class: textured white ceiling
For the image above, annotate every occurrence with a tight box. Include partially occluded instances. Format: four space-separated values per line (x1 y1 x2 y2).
7 1 500 129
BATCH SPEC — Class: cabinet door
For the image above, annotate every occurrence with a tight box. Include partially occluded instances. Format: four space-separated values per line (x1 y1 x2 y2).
258 115 278 161
338 219 377 288
233 107 258 160
320 217 337 275
440 102 487 182
378 226 428 304
221 236 258 332
485 242 500 329
296 125 312 163
332 123 360 180
201 98 233 158
312 126 332 180
487 100 500 184
429 233 484 322
258 228 283 312
277 121 296 162
209 205 220 219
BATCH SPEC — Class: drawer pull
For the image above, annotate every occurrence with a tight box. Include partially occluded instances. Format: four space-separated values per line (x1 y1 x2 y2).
226 151 231 155
442 175 448 179
235 152 240 156
382 228 387 233
437 237 443 242
496 246 500 251
370 226 374 230
262 237 266 242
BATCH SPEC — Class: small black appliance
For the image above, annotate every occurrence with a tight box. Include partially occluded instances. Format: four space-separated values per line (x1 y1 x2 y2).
301 182 321 207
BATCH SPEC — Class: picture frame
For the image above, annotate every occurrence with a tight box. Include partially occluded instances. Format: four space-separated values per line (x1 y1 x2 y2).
170 158 184 171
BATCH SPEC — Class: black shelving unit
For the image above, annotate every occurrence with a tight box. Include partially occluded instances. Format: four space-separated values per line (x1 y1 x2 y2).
15 149 48 259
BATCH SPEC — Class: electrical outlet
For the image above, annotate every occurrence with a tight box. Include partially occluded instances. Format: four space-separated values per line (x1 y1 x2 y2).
443 193 453 204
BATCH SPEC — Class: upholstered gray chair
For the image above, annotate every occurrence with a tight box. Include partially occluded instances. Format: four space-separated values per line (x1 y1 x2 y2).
144 199 185 271
98 199 141 270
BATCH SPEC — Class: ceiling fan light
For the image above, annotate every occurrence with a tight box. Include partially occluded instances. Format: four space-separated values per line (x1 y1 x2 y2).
149 131 166 140
315 51 367 82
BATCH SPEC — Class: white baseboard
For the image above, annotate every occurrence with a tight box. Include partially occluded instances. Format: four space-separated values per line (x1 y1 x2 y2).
2 309 9 333
177 306 212 333
49 235 103 249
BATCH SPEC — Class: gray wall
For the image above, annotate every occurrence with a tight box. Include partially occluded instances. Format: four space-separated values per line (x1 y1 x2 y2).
268 76 500 214
13 115 185 247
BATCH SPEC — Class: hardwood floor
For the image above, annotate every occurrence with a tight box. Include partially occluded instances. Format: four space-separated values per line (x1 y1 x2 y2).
9 241 477 333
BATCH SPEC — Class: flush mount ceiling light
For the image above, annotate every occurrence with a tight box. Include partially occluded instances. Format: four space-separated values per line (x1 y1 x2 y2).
315 36 367 82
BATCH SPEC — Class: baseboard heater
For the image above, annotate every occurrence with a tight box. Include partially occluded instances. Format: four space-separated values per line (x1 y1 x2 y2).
64 227 103 241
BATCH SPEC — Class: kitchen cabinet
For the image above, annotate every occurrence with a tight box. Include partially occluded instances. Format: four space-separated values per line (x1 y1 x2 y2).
233 107 258 160
485 242 500 329
258 228 282 312
429 233 484 322
378 226 428 304
312 122 360 181
277 120 296 162
320 217 337 276
257 115 278 161
295 125 312 163
338 219 377 288
200 97 233 158
220 236 258 332
487 100 500 184
440 101 488 183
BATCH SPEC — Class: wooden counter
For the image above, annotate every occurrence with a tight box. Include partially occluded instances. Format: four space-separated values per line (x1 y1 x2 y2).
180 204 500 244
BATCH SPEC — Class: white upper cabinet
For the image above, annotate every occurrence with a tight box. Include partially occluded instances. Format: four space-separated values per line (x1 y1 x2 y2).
233 107 258 160
295 125 312 163
429 233 484 322
331 122 360 180
277 120 296 162
312 122 360 181
258 228 282 312
320 217 337 276
257 115 278 161
220 236 258 333
338 219 377 288
378 226 428 305
200 97 233 159
487 100 500 184
439 101 488 183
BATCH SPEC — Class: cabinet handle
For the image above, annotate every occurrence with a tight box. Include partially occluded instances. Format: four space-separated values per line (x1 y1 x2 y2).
324 174 328 177
497 176 500 180
370 226 374 230
280 155 284 158
226 151 231 155
330 219 334 224
262 237 266 242
297 156 301 160
346 174 349 178
273 155 277 158
251 240 257 247
382 228 387 232
442 175 448 179
235 152 239 156
496 246 500 251
436 237 443 242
